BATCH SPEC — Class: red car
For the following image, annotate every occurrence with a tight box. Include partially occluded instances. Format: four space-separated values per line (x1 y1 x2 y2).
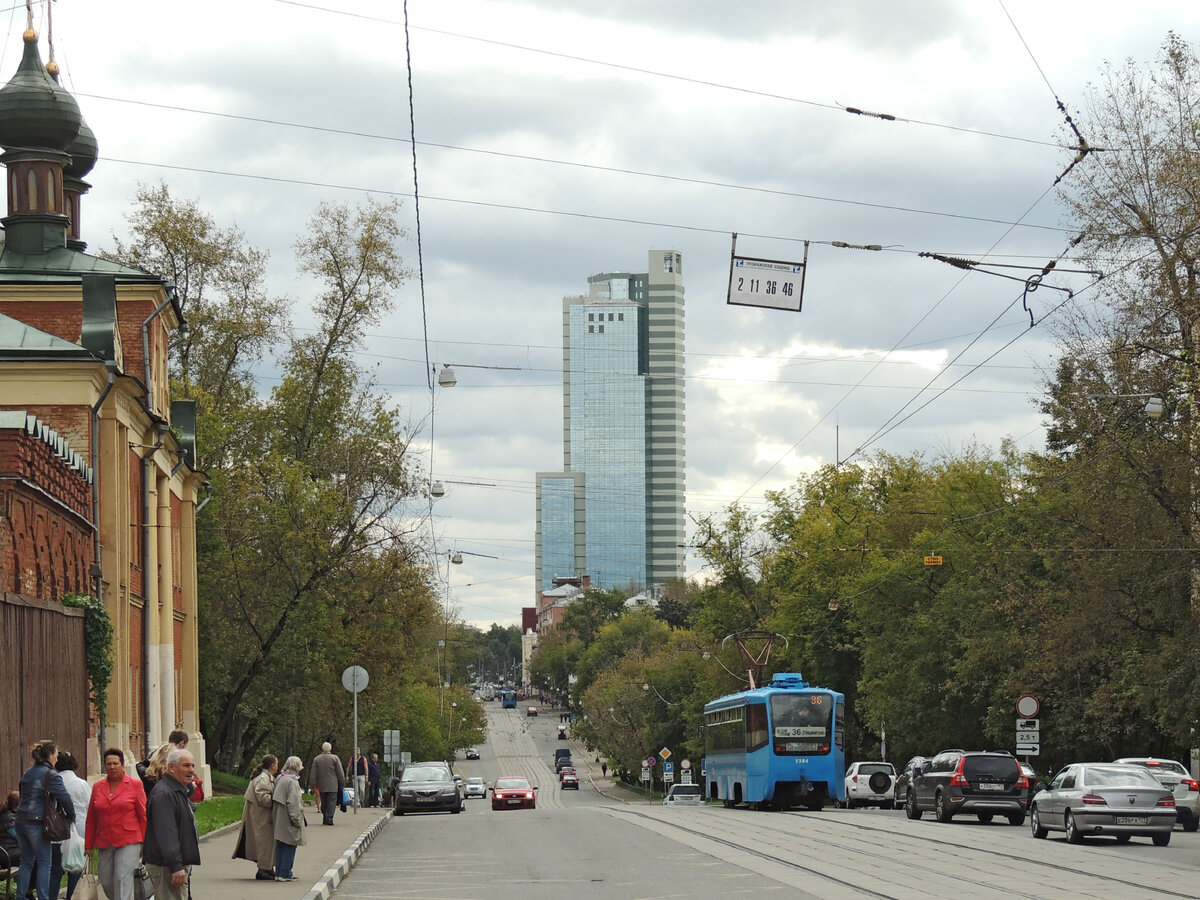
558 766 576 782
492 776 537 810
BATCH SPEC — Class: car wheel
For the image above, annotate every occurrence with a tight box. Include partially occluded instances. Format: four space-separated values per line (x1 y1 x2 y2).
845 795 855 809
1183 811 1200 833
934 790 953 823
1030 805 1047 838
905 791 923 820
394 809 404 817
976 812 993 823
1152 832 1171 847
1007 812 1025 826
1065 810 1082 844
1115 833 1131 843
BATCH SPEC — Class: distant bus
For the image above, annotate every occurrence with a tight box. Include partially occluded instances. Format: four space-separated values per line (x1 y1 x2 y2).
704 672 845 810
500 690 517 709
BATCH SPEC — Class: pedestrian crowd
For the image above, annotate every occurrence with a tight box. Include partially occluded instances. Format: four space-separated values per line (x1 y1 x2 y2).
7 733 199 900
6 735 380 898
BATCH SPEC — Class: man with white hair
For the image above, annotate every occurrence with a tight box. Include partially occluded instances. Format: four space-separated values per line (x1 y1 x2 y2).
143 749 201 899
309 742 345 826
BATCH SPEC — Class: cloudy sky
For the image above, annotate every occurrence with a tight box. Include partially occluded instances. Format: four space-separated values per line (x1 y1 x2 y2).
21 0 1200 628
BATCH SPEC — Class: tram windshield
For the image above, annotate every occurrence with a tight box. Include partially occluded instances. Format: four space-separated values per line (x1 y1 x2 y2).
770 693 832 754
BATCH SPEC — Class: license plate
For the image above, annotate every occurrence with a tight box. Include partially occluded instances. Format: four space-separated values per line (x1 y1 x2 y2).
506 798 522 805
416 797 435 803
977 783 1004 791
1115 816 1149 826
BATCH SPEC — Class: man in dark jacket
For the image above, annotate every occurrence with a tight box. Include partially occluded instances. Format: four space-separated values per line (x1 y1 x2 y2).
143 749 201 899
309 743 345 825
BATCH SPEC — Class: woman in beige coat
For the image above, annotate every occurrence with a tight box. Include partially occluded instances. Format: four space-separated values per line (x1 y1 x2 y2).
233 754 277 880
271 756 306 882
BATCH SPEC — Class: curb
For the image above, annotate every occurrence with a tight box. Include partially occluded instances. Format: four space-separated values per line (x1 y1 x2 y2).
198 820 242 842
300 810 392 900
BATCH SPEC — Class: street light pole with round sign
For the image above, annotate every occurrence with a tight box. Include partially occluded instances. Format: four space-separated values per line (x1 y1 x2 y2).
342 665 369 812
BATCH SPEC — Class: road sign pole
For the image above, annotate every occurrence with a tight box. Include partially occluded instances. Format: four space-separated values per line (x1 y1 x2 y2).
352 689 358 813
342 666 369 814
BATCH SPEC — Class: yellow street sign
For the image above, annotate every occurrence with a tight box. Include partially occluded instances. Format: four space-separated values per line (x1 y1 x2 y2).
924 555 943 566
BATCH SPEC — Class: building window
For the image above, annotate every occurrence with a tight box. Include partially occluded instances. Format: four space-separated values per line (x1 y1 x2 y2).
588 313 594 321
588 325 594 333
608 313 614 321
27 169 38 210
618 313 624 321
599 325 604 333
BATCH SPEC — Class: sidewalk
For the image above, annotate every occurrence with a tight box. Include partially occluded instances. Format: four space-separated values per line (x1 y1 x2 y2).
193 799 391 900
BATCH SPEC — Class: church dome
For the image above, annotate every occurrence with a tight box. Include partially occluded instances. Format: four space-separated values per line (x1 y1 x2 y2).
0 29 81 153
64 116 97 179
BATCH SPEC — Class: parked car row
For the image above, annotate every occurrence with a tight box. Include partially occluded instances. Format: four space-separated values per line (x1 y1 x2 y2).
842 748 1198 847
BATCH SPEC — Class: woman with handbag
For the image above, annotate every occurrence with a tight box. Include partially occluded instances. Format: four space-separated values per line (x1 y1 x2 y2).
48 751 91 900
85 748 146 900
232 754 277 880
14 739 76 900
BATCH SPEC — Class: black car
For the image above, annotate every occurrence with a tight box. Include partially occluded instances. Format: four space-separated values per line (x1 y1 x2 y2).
392 762 463 815
905 750 1027 825
894 755 928 810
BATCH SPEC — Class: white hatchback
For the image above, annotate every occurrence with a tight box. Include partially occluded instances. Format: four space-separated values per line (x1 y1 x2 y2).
844 761 897 809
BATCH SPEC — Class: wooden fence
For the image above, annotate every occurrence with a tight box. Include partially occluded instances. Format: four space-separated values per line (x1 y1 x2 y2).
0 592 88 792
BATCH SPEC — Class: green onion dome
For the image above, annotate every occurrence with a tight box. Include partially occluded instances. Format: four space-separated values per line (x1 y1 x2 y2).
0 29 82 153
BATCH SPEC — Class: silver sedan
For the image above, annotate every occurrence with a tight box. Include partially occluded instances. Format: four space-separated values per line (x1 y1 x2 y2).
1030 763 1177 845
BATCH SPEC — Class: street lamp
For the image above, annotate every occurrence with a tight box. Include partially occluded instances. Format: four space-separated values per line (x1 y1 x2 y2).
1085 392 1165 419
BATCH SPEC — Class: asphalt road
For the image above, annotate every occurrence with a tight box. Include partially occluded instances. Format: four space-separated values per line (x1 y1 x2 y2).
330 707 1200 899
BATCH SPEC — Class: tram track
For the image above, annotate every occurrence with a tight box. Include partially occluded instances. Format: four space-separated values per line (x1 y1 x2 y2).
607 804 1199 899
761 807 1200 898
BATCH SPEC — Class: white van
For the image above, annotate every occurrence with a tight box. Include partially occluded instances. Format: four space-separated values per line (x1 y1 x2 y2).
663 783 704 806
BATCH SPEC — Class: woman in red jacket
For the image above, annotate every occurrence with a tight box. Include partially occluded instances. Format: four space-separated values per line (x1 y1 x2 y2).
85 748 147 900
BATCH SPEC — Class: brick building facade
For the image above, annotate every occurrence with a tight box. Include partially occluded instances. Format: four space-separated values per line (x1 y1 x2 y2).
0 28 208 787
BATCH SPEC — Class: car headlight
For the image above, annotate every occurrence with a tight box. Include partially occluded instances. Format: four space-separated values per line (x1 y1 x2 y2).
396 789 414 798
440 787 458 796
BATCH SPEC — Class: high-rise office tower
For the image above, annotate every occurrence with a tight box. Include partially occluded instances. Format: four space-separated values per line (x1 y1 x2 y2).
535 250 685 595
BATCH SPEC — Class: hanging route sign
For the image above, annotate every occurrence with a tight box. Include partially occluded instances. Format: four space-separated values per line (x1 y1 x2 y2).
727 235 809 313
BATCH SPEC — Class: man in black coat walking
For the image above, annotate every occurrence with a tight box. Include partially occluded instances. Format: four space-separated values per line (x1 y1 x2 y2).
143 749 201 899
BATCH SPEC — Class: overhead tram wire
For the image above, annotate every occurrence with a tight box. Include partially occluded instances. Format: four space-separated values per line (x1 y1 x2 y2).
836 2 1107 460
91 133 1070 239
734 178 1061 504
835 10 1116 468
269 0 1076 153
77 93 1072 236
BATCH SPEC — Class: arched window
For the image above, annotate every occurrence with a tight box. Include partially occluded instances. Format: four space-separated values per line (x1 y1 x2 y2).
27 168 38 210
47 168 56 211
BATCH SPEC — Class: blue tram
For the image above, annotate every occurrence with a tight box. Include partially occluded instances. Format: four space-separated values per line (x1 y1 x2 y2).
704 673 845 810
500 690 518 709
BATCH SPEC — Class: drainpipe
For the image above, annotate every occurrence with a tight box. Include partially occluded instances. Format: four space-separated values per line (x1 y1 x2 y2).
142 421 166 753
142 294 174 410
89 359 117 751
89 360 117 566
196 481 212 514
140 291 173 755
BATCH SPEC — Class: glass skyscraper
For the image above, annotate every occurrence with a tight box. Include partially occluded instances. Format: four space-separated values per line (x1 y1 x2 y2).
535 250 685 594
